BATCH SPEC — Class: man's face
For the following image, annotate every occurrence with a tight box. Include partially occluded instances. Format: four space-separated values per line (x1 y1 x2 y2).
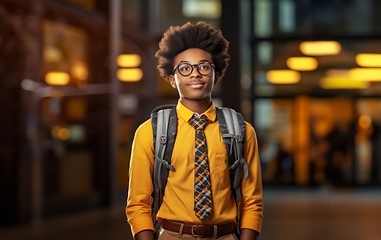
169 48 216 102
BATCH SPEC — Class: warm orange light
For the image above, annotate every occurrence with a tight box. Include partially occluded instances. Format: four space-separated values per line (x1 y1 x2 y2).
58 127 71 140
44 47 63 62
52 126 71 140
266 70 300 84
71 62 88 81
355 53 381 67
348 68 381 81
320 77 369 89
117 68 143 82
286 57 318 71
358 115 372 129
117 54 141 67
300 41 341 56
45 72 70 85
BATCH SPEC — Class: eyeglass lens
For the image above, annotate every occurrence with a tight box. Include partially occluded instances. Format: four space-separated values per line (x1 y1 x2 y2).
177 62 213 76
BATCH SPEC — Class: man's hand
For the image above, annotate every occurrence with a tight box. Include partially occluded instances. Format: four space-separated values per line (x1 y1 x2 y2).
240 228 259 240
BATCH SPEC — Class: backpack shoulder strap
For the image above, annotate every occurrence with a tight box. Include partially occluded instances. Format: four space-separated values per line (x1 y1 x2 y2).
216 107 249 203
151 104 177 236
216 107 249 237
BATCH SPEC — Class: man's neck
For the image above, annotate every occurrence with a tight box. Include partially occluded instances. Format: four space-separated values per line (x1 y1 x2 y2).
180 98 212 114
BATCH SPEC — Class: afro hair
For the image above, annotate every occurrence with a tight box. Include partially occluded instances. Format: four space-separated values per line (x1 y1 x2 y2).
155 21 230 82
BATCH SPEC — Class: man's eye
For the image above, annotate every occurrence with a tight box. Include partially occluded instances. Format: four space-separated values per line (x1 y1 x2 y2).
180 65 190 71
199 64 210 70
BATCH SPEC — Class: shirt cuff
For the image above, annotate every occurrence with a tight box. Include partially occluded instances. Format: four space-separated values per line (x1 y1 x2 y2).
240 211 263 234
128 214 155 237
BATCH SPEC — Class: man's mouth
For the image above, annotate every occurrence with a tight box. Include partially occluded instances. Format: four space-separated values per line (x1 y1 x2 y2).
188 82 205 88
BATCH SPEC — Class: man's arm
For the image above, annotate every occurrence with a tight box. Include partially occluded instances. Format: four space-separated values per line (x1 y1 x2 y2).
240 228 259 240
126 120 156 237
135 230 154 240
239 123 263 235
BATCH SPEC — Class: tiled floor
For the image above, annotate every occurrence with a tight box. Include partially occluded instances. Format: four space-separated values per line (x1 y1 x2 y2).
1 186 381 240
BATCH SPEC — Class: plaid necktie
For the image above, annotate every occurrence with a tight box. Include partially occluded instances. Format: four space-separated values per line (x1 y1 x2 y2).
190 114 212 220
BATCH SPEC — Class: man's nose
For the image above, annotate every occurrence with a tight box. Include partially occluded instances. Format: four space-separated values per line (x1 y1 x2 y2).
190 66 201 77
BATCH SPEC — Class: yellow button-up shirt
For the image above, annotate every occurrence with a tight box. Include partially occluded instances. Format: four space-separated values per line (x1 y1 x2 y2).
126 101 263 236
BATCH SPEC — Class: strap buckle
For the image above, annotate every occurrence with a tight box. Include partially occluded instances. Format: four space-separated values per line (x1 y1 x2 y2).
160 135 167 144
191 225 206 238
234 134 243 142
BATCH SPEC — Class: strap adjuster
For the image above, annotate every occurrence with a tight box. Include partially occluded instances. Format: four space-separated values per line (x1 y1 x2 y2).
234 135 243 142
160 135 167 144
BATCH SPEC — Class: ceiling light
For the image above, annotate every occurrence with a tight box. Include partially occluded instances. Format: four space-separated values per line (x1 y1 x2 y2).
266 70 300 84
286 57 318 71
117 54 141 68
320 77 369 89
355 53 381 67
45 72 70 85
348 68 381 81
300 41 341 56
117 68 143 82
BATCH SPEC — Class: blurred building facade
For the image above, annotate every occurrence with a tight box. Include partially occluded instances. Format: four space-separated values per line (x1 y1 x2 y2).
1 0 381 226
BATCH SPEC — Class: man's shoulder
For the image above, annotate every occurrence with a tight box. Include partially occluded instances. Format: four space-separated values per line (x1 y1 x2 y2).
151 104 177 113
135 118 153 135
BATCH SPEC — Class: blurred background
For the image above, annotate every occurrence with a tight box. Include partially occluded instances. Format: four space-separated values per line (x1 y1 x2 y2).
1 0 381 239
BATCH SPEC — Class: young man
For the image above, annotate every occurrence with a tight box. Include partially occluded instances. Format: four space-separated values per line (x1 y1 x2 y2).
126 21 263 240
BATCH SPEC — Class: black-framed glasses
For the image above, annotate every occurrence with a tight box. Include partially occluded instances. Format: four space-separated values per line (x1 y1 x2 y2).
173 61 215 76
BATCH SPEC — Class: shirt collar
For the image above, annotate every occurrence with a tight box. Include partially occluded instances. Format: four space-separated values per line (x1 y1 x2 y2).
176 100 217 123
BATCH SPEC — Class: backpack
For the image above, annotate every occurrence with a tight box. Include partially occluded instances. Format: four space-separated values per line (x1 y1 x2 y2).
151 104 249 238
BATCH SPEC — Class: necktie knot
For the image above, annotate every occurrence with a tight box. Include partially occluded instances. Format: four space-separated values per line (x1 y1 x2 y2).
190 115 209 130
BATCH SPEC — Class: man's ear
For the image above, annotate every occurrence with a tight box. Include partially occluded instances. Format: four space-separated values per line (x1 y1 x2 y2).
168 75 177 89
